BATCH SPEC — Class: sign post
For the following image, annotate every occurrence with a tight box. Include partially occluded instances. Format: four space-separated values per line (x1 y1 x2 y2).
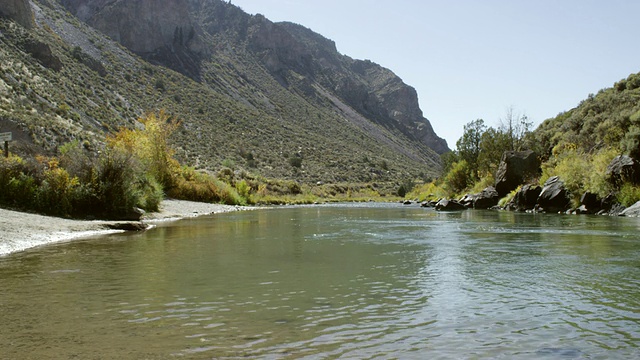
0 132 11 158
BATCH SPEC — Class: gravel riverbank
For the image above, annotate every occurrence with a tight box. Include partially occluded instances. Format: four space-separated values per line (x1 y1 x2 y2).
0 199 254 256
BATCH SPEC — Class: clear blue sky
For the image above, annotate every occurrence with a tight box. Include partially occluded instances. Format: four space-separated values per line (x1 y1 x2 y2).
231 0 640 149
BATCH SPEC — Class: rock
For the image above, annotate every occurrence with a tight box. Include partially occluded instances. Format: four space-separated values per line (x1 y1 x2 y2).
403 200 413 205
119 207 145 221
107 222 148 231
537 176 571 212
473 186 500 209
577 192 601 214
0 0 34 29
620 201 640 217
458 194 475 208
435 199 466 211
606 155 640 185
494 150 541 197
512 184 542 211
20 39 63 71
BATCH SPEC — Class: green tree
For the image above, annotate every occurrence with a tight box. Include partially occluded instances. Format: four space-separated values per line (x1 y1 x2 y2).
456 119 486 179
478 127 510 176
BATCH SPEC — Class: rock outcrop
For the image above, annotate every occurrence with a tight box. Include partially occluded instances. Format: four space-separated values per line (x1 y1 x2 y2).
606 155 640 185
0 0 34 28
494 150 541 197
60 0 204 78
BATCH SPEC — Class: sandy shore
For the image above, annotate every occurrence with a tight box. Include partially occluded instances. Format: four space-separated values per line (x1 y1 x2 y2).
0 199 254 256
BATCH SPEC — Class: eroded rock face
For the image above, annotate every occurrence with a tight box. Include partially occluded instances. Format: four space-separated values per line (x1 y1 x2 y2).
60 0 204 77
494 150 540 197
0 0 34 29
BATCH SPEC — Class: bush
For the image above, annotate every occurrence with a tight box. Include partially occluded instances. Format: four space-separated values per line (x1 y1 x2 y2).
443 160 472 195
618 183 640 207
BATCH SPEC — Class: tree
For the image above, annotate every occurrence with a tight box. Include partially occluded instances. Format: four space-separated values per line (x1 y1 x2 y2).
478 127 510 176
499 107 533 151
456 119 486 179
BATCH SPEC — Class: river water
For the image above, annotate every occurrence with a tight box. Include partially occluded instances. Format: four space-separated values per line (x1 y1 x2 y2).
1 203 639 359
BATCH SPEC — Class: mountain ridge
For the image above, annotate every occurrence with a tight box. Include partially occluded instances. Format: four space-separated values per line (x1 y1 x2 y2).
0 0 448 185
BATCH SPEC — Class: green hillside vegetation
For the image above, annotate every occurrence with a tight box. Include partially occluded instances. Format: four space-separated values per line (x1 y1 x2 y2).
411 75 640 207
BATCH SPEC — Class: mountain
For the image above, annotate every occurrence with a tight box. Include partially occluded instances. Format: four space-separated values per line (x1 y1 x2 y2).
0 0 448 185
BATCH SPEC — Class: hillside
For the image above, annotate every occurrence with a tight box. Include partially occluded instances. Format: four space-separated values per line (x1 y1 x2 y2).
532 72 640 158
0 0 448 186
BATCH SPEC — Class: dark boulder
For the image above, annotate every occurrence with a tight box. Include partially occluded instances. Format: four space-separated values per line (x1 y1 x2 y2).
494 150 541 197
435 199 466 211
606 155 640 185
107 222 149 231
473 186 500 209
576 192 601 214
537 176 571 212
511 184 542 211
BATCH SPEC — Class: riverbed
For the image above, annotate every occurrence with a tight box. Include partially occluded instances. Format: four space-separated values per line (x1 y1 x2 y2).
1 203 639 359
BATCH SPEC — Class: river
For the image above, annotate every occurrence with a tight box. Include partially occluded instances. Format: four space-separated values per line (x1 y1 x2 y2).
1 203 639 359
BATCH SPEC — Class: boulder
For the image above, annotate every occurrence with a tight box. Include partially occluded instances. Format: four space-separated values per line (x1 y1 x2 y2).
107 222 149 231
458 193 475 208
576 192 601 214
537 176 571 212
606 155 640 185
473 186 500 209
435 199 466 211
512 184 542 211
620 201 640 217
494 150 541 197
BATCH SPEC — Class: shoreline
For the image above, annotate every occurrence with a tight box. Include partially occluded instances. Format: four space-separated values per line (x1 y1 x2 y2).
0 199 256 257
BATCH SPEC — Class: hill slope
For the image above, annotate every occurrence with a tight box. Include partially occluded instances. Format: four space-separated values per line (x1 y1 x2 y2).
0 0 448 185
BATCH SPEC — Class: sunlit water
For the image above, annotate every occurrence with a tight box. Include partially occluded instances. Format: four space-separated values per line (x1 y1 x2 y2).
1 203 640 359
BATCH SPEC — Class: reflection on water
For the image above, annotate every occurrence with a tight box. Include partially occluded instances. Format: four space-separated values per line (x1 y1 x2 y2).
1 203 640 359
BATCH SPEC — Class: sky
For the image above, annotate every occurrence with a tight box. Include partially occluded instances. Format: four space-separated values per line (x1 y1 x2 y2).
231 0 640 149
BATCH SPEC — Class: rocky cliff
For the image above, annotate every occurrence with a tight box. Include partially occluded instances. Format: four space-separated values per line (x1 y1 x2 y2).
0 0 448 185
58 0 448 155
0 0 34 28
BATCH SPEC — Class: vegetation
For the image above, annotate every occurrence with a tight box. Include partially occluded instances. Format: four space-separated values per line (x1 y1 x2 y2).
409 87 640 209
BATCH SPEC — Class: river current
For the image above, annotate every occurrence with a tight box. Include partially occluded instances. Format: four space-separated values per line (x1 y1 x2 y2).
1 203 639 359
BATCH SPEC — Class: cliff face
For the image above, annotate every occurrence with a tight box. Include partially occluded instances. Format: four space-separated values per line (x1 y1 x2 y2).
57 0 448 155
0 0 34 28
2 0 447 183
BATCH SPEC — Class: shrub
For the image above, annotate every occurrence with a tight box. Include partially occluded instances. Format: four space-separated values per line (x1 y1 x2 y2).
443 160 472 195
618 183 640 207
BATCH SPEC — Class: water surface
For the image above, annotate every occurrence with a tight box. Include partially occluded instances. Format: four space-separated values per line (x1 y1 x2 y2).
1 203 639 359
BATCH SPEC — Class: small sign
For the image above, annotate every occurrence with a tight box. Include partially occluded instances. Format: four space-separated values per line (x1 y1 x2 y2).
0 132 11 142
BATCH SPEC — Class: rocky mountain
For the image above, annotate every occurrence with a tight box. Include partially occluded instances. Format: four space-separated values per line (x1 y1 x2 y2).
0 0 448 184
